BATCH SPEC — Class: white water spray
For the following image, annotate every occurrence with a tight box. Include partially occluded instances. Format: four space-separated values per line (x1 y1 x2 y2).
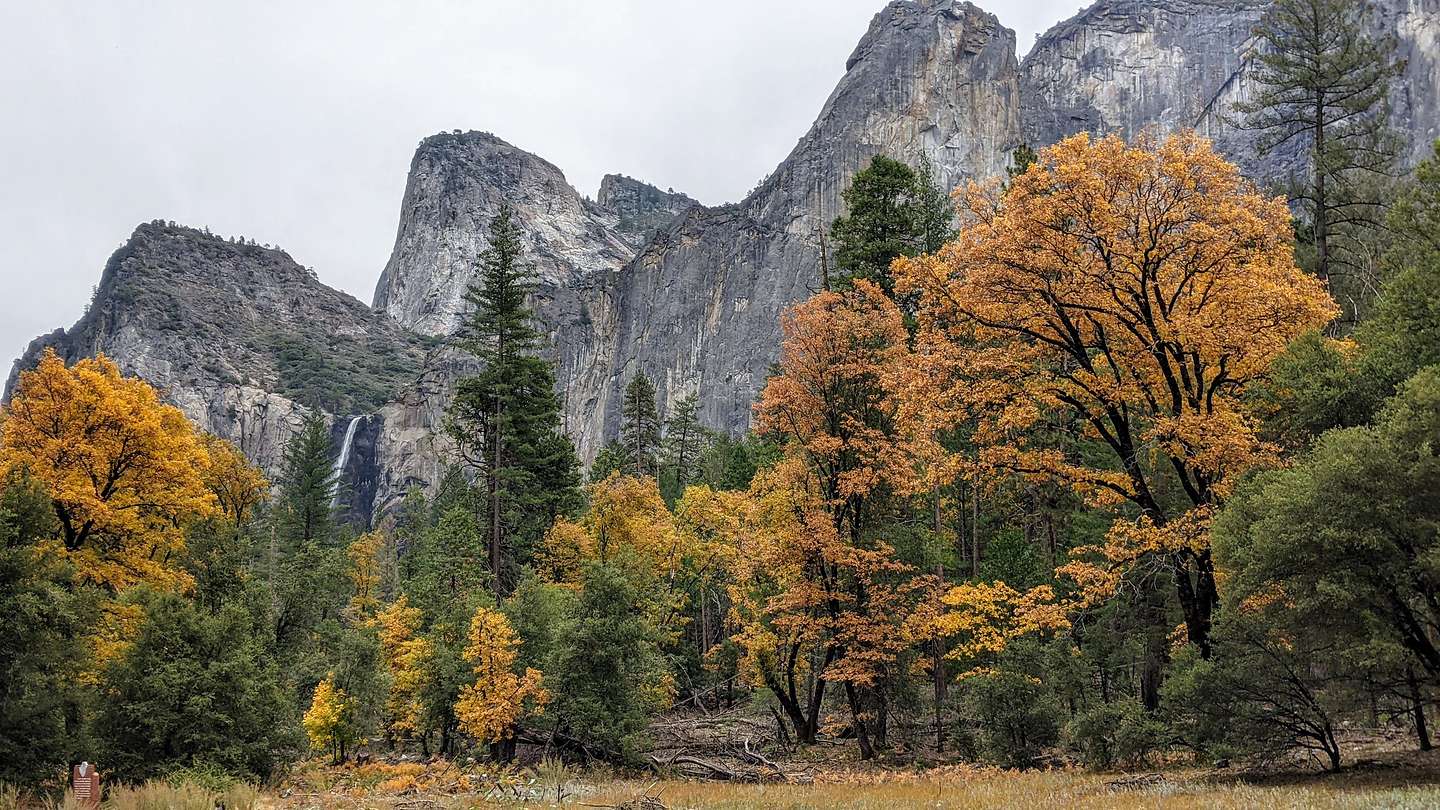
331 416 362 508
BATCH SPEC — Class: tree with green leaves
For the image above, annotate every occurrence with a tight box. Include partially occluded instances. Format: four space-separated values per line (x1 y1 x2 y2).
588 441 630 484
660 393 709 503
697 433 780 492
620 373 661 479
94 592 299 781
830 154 952 300
1219 367 1440 690
1253 143 1440 446
912 155 956 255
449 205 582 597
277 413 338 548
1006 144 1038 182
1235 0 1405 291
0 473 95 789
546 560 669 762
268 420 350 671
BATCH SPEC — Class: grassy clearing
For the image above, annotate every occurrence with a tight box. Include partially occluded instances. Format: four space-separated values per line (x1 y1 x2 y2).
583 770 1440 810
0 780 259 810
256 760 1440 809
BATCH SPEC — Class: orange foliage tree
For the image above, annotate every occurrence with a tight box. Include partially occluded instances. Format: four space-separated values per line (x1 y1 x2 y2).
743 283 928 758
755 283 914 544
894 132 1338 655
0 349 216 593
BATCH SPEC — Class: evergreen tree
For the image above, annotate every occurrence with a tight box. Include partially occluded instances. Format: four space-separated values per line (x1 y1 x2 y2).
1006 144 1038 182
400 502 489 620
277 413 337 548
1235 0 1405 290
912 154 956 254
449 205 582 597
588 441 630 483
0 473 95 789
94 592 299 781
620 373 661 479
659 393 709 503
831 155 924 297
546 561 668 762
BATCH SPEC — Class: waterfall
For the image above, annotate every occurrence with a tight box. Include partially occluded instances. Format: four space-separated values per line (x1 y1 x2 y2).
331 415 362 508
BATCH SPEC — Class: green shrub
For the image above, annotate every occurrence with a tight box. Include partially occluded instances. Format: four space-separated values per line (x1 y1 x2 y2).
957 666 1062 768
1066 698 1166 769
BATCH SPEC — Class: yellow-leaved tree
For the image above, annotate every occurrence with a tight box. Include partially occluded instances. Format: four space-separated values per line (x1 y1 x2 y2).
346 531 386 618
454 605 547 761
374 595 433 746
199 432 269 527
1 349 217 593
893 132 1338 658
540 473 705 642
304 673 356 764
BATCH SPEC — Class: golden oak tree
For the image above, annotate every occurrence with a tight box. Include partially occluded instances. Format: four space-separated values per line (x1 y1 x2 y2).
540 473 705 642
374 595 433 744
199 432 269 527
1 349 216 593
304 673 355 763
454 606 547 758
893 132 1338 655
910 580 1070 677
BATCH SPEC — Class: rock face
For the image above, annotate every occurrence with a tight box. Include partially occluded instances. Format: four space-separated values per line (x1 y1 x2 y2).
5 222 432 525
596 175 699 245
374 0 1023 456
1021 1 1266 147
1020 0 1440 177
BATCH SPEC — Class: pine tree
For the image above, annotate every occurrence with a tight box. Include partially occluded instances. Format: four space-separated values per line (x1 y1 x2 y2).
589 441 630 484
831 156 923 297
912 154 955 254
1006 144 1038 182
660 394 708 502
278 413 338 548
449 205 582 598
620 373 661 479
1235 0 1405 290
830 155 953 318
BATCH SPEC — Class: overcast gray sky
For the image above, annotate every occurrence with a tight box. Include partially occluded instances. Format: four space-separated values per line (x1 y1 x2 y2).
0 0 1082 369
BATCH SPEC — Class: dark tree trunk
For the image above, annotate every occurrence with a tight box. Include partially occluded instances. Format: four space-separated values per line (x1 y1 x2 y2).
845 681 875 760
1411 666 1432 751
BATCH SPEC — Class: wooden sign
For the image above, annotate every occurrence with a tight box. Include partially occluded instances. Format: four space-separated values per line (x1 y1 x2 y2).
72 762 100 807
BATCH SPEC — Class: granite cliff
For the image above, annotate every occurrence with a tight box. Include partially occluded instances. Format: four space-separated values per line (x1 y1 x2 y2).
373 0 1023 458
1019 0 1440 177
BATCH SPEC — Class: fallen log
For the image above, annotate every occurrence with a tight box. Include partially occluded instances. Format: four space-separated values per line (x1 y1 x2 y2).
735 737 788 782
648 753 737 781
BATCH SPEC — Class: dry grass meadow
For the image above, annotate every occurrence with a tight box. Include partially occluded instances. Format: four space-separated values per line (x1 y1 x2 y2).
251 755 1440 809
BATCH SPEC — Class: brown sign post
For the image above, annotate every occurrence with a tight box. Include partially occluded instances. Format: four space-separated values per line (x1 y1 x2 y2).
71 762 100 807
